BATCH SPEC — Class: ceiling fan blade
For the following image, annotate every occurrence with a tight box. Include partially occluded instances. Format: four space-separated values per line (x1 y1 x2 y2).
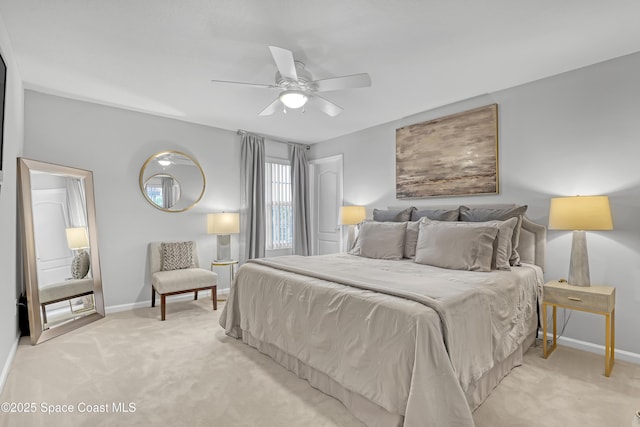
314 73 371 92
311 95 343 117
258 98 282 116
268 46 298 81
210 79 275 89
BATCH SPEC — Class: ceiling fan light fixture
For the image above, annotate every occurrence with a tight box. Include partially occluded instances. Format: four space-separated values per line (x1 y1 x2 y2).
279 90 308 109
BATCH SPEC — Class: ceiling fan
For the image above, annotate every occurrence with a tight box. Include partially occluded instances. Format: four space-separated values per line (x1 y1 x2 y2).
210 46 371 117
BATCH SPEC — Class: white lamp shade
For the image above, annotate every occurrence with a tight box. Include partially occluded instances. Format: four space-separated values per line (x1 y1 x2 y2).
207 213 240 234
279 90 309 109
66 227 89 250
549 196 613 231
339 206 366 225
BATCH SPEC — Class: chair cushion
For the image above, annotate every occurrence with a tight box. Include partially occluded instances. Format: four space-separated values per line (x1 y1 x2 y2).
152 268 217 294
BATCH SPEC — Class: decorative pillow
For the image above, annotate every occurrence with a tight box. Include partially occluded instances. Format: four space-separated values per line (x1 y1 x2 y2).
347 220 369 255
161 241 195 271
71 250 91 279
403 221 420 259
414 221 498 272
411 208 459 222
482 218 518 270
459 205 528 266
358 221 407 260
372 207 414 222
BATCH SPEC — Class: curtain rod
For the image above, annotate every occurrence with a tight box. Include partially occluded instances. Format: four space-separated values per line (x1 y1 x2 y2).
237 129 310 150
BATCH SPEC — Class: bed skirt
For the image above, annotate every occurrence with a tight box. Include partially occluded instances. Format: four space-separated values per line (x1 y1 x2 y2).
243 330 537 426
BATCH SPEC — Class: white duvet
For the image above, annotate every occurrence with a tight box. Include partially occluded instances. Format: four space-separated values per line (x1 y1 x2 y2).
220 253 543 426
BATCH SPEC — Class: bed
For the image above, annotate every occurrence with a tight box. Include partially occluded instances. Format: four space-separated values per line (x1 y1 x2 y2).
220 206 546 427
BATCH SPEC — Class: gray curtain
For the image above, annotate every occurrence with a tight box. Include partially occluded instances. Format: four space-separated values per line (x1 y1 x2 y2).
290 144 311 256
66 177 87 227
240 133 266 264
161 176 174 208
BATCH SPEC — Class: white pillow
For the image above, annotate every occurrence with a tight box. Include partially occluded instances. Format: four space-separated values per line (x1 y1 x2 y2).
357 221 407 260
414 221 498 272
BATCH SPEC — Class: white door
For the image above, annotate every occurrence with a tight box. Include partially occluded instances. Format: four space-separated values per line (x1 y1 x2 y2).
32 189 74 286
309 155 343 255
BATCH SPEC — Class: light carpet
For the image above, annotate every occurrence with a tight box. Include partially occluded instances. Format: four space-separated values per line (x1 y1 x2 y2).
1 298 639 427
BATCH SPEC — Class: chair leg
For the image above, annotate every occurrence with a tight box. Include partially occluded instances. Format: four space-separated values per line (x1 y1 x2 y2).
161 294 166 321
194 290 198 300
212 286 217 311
151 286 156 307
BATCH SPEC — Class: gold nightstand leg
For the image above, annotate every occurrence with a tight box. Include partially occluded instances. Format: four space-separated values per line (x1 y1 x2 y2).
605 310 615 377
542 303 557 358
612 309 615 365
542 302 547 357
552 305 557 349
542 303 558 358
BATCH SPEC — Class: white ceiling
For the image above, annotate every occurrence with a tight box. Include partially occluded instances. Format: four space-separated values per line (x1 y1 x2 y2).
1 1 640 144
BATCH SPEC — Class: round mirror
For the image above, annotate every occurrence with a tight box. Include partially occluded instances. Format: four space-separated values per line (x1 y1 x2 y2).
139 151 205 212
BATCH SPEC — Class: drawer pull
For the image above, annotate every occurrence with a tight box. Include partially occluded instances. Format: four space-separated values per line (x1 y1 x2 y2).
567 297 582 302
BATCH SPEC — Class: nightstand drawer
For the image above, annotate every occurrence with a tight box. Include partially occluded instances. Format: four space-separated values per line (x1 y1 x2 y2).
544 284 615 313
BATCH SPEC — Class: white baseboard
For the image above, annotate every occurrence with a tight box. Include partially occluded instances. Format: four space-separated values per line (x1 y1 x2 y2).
0 333 20 395
543 332 640 365
105 288 230 314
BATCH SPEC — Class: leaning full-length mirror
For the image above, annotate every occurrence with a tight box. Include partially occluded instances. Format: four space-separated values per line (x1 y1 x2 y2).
18 158 105 345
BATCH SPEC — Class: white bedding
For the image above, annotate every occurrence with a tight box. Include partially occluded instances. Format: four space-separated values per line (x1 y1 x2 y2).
220 253 543 426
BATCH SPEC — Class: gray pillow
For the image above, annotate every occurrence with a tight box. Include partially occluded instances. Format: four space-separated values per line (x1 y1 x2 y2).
411 208 459 222
414 221 498 272
459 205 528 266
161 241 195 271
358 221 407 260
372 207 414 222
404 221 420 259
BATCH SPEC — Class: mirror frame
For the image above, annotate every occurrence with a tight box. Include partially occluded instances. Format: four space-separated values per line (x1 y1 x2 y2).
138 150 206 213
18 158 105 345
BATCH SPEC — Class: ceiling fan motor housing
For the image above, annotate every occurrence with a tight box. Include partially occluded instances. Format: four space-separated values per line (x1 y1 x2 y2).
275 61 318 93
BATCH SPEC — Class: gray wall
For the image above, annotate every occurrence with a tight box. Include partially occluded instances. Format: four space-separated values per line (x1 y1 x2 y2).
311 51 640 355
0 15 24 388
23 91 242 307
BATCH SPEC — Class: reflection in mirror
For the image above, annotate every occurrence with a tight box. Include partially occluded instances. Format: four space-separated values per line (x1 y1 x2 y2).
18 158 105 345
144 173 181 209
139 151 205 212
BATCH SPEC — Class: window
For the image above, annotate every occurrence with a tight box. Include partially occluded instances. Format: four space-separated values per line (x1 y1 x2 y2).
265 161 292 250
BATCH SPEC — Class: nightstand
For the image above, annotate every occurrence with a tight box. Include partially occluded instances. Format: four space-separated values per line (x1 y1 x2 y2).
211 260 238 286
542 280 615 376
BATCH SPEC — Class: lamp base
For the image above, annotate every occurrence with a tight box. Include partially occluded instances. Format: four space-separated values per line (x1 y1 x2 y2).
568 230 590 286
216 234 232 261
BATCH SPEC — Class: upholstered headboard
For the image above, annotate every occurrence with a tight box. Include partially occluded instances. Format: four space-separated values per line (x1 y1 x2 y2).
518 217 546 270
386 204 546 271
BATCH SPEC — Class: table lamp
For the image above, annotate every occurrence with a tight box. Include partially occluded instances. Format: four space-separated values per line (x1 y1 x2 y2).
548 195 613 286
66 227 90 279
339 206 366 251
208 213 240 261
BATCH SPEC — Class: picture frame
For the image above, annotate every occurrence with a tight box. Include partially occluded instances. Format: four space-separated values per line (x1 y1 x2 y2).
396 104 498 199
